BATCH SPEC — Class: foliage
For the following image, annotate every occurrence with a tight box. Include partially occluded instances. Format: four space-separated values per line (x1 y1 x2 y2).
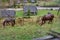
27 9 31 18
57 0 60 4
13 1 17 8
2 0 9 2
54 0 60 4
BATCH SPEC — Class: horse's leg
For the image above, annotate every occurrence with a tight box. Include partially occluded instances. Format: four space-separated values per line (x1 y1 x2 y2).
41 20 46 25
11 22 15 26
43 20 46 23
50 19 53 23
3 21 6 28
48 20 50 24
48 19 52 24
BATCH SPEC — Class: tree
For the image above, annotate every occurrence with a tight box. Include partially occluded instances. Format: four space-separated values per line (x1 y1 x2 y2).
27 9 31 18
55 0 60 5
57 8 60 15
23 9 31 18
57 0 60 4
13 1 16 8
2 0 9 2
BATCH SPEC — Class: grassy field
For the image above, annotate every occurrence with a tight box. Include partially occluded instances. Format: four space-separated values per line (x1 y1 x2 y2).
38 1 57 6
16 10 58 17
0 10 60 40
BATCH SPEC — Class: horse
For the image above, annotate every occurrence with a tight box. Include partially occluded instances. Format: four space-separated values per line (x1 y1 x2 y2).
40 13 54 25
2 18 15 27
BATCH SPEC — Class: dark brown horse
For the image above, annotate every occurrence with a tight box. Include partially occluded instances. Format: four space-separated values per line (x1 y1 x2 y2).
40 13 54 25
3 18 15 27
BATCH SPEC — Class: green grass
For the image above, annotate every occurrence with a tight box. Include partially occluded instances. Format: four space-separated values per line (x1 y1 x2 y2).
16 10 23 17
16 10 58 17
38 10 57 16
0 10 60 40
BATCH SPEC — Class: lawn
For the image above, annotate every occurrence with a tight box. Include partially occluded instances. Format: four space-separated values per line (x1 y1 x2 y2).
0 10 60 40
16 10 58 17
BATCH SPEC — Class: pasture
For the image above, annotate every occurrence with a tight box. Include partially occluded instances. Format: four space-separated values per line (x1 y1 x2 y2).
0 10 60 40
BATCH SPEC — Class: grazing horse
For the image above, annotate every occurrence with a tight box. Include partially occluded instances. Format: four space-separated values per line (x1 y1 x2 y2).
40 13 54 25
3 18 15 27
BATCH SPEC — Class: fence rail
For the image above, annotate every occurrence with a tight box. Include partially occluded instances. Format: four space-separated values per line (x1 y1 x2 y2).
0 7 60 11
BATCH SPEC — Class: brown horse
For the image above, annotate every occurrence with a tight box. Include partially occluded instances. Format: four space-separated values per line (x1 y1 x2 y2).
40 13 54 25
2 18 15 27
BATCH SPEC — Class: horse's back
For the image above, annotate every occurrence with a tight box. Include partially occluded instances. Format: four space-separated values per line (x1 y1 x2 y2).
42 13 54 20
46 14 54 19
